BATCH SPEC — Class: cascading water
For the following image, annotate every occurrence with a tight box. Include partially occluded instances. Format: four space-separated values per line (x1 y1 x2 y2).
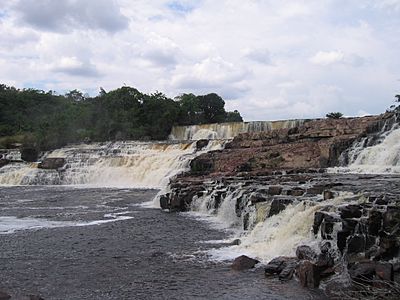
330 116 400 174
0 140 225 188
169 119 305 140
188 177 361 263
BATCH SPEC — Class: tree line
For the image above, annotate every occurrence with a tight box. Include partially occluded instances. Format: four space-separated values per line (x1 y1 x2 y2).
0 84 243 151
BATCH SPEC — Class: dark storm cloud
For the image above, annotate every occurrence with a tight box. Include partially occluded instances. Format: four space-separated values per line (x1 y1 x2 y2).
14 0 129 33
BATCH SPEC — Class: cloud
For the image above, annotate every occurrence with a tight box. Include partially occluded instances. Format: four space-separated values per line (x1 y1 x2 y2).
51 56 101 77
14 0 129 33
0 1 399 120
245 48 272 65
310 51 345 66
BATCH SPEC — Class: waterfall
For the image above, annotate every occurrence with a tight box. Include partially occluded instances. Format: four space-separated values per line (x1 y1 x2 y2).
189 181 355 263
169 119 305 140
330 117 400 174
0 141 225 188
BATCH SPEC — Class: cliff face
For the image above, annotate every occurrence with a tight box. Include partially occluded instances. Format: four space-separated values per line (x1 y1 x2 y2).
189 114 392 176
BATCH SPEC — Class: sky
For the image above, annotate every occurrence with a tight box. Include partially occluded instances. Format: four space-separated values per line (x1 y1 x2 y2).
0 0 399 121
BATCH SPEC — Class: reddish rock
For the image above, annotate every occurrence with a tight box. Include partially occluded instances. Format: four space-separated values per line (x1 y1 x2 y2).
268 186 283 196
296 245 317 261
38 158 65 169
296 260 320 288
231 255 259 271
0 291 11 300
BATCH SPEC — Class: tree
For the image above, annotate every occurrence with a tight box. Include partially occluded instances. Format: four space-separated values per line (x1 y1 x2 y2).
326 112 343 119
65 89 85 102
197 93 226 123
225 110 243 122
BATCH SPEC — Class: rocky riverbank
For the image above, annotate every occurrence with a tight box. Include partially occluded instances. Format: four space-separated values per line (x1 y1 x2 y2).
160 112 400 297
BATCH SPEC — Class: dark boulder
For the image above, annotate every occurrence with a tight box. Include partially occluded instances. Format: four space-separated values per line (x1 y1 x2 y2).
190 156 214 174
279 259 298 280
367 210 382 235
195 139 209 150
347 234 366 254
0 291 11 300
315 252 334 270
296 245 317 261
159 194 169 210
268 198 293 217
313 211 325 235
38 158 65 169
0 159 9 168
231 255 259 271
287 188 304 197
378 235 399 259
265 256 297 276
383 207 400 233
320 214 340 240
375 263 394 281
337 230 351 253
21 147 39 162
339 205 362 219
323 190 335 200
342 219 358 233
348 262 376 285
296 260 320 288
268 186 283 196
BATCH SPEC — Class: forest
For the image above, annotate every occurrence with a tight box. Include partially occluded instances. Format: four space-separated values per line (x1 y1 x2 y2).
0 84 243 151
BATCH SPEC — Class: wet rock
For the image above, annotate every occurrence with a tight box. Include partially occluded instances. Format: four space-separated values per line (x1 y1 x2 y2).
296 245 317 261
347 234 366 254
319 267 335 278
268 198 292 217
378 235 399 259
249 192 268 204
159 194 169 210
296 260 320 288
279 259 298 280
323 190 335 200
287 188 304 197
21 147 39 162
313 211 325 235
38 157 65 169
0 291 11 300
342 219 358 233
375 263 394 281
231 239 241 245
383 207 400 233
268 186 283 196
367 210 382 235
348 262 376 284
339 205 362 219
190 156 214 174
265 256 296 276
320 214 340 240
0 159 9 168
320 241 331 254
196 139 209 150
337 230 351 253
231 255 259 271
315 252 334 270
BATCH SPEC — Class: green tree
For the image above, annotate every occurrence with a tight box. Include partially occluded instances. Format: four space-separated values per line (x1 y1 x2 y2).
326 112 343 119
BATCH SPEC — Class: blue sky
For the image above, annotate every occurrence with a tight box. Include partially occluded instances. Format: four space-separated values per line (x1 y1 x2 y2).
0 0 399 121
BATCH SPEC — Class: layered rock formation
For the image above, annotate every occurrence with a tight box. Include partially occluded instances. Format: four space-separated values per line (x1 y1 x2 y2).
161 112 400 297
188 114 393 175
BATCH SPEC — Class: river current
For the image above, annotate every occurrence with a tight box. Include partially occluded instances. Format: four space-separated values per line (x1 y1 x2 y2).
0 185 320 299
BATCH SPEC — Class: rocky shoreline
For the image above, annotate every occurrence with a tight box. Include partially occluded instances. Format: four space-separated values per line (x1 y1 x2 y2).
160 112 400 297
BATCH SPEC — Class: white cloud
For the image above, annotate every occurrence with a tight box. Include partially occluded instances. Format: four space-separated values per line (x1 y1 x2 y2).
0 0 399 120
310 51 345 66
